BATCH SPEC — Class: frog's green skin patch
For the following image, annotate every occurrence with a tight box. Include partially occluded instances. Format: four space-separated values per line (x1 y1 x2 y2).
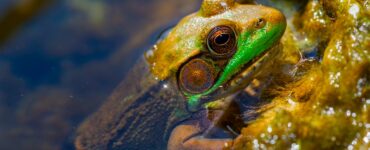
187 22 286 111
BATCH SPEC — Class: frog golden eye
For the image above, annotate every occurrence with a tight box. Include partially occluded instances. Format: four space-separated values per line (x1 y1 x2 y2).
179 58 216 94
207 25 237 57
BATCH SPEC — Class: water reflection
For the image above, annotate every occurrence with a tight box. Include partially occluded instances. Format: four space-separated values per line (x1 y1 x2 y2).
0 0 55 45
0 0 201 149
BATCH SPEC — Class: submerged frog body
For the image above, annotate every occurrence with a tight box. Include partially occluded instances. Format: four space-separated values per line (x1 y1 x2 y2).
75 0 286 149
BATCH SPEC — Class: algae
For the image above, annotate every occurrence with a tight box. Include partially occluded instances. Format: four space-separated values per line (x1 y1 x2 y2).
232 0 370 149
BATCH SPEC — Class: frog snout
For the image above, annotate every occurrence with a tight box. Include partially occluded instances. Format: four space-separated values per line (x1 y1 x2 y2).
265 8 286 26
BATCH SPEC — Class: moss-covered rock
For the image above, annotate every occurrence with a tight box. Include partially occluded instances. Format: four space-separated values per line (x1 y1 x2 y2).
232 0 370 149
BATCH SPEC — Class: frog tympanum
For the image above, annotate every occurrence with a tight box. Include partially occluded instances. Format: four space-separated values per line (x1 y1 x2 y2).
75 0 286 149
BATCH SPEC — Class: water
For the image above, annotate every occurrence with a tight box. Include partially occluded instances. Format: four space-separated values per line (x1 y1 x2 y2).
0 0 201 149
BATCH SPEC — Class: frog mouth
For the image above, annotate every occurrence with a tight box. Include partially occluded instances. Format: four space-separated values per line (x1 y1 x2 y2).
232 48 275 86
214 46 279 98
182 45 280 111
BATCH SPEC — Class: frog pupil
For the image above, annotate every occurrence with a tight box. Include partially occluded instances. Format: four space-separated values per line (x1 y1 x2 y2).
215 34 230 45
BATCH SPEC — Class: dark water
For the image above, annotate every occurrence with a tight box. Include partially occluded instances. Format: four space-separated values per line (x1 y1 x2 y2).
0 0 201 149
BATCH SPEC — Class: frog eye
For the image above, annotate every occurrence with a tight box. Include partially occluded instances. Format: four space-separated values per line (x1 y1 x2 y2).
179 58 216 94
207 25 237 57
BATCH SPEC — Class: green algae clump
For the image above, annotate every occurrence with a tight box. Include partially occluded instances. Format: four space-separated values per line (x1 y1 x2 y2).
232 0 370 149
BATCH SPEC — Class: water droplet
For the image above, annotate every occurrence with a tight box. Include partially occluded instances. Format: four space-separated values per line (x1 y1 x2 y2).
346 110 351 117
253 139 259 149
363 132 369 143
290 143 299 150
331 136 336 141
349 4 360 19
288 97 296 106
267 126 272 133
348 145 354 150
224 142 229 147
352 138 357 145
273 135 278 140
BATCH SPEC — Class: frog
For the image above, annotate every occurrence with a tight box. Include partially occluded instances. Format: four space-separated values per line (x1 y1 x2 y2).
74 0 286 149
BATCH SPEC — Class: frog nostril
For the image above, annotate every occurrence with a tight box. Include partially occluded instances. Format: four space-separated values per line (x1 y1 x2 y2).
179 58 216 94
255 18 266 29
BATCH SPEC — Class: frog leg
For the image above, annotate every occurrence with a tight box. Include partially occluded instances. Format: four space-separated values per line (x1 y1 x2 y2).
167 124 233 150
168 98 244 150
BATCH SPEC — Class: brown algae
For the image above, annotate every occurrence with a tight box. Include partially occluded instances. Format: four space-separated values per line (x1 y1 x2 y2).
232 0 370 149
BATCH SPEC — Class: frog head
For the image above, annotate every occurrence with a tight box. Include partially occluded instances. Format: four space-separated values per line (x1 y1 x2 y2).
146 0 286 112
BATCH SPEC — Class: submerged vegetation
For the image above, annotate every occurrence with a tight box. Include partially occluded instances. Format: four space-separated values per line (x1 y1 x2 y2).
233 0 370 149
